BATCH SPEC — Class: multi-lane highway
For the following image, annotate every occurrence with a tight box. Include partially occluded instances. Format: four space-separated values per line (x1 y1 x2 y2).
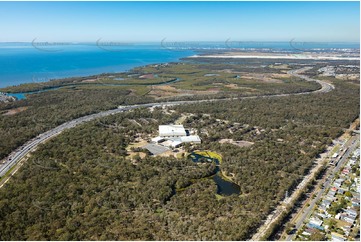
287 67 335 93
0 68 335 182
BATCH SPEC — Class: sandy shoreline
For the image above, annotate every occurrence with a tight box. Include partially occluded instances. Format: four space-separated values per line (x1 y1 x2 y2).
190 54 360 61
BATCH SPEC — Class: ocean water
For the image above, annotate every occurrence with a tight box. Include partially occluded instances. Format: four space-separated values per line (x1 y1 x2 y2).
0 42 358 88
0 43 195 88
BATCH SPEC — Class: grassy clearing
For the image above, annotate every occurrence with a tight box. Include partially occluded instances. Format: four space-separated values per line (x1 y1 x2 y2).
193 150 223 162
215 194 225 200
330 144 340 156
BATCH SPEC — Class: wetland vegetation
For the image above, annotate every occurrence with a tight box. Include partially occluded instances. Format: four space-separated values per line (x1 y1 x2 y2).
0 61 323 161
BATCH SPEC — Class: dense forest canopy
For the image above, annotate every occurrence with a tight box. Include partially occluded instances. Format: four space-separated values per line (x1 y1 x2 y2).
0 61 325 162
0 71 358 240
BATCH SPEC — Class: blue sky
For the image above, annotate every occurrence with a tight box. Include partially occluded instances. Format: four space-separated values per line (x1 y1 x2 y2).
0 1 359 42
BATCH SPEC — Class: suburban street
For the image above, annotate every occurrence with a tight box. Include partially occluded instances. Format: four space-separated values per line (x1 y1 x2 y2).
252 130 359 241
0 69 335 186
284 134 360 240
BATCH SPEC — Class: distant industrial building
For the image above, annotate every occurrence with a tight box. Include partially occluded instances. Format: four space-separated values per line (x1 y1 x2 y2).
180 135 201 143
151 136 165 143
158 125 201 148
159 125 187 137
144 124 201 154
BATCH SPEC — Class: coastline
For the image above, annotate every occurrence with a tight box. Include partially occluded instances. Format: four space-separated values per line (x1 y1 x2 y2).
1 48 359 96
0 44 195 89
190 54 360 61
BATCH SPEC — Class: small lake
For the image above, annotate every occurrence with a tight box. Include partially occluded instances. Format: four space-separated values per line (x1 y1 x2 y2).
7 88 56 100
189 152 240 196
6 92 26 100
6 85 65 100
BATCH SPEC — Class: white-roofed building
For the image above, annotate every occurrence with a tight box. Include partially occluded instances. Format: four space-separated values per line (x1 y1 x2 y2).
309 217 323 227
146 125 202 154
162 140 183 148
159 125 187 137
162 140 174 147
171 140 183 148
180 135 201 144
151 136 165 143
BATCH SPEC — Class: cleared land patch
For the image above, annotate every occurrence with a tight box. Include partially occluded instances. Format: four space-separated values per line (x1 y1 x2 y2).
2 107 28 116
219 139 254 147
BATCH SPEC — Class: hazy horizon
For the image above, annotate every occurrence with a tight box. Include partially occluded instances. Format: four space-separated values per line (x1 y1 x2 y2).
0 1 359 42
0 40 360 43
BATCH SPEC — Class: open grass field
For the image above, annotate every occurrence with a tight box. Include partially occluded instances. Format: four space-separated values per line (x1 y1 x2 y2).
193 150 223 163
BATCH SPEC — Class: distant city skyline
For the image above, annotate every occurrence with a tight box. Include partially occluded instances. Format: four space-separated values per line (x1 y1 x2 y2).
0 1 359 43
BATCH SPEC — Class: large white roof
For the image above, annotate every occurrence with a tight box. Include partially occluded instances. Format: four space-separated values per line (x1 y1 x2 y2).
159 125 186 137
151 136 164 143
180 135 201 143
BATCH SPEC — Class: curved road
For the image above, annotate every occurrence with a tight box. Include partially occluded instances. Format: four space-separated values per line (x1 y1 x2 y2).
0 68 334 181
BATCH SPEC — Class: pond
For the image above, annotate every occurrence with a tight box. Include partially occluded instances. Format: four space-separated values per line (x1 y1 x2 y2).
189 152 240 196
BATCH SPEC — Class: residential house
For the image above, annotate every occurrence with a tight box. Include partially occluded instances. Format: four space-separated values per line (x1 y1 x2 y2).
322 199 332 208
309 217 323 227
337 188 346 195
334 179 344 188
317 213 327 219
342 225 352 236
307 223 324 231
331 187 338 192
343 215 355 224
342 168 350 175
351 198 360 207
345 208 358 218
331 232 346 241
